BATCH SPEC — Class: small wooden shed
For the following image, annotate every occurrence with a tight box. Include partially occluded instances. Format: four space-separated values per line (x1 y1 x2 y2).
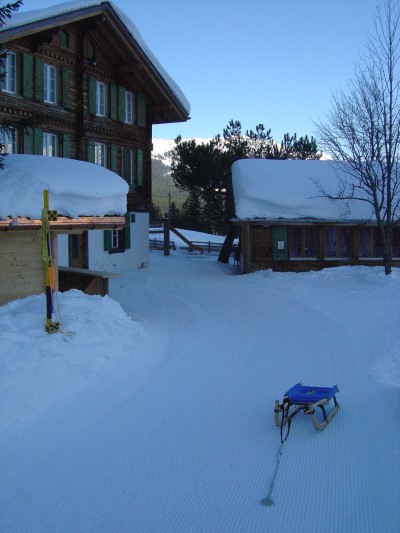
0 154 127 305
0 215 125 305
231 159 400 273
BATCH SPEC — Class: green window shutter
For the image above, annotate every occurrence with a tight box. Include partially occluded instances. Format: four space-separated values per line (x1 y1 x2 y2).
110 84 118 120
59 30 69 48
23 53 34 99
110 144 118 172
137 93 146 126
35 57 44 101
124 213 131 250
88 76 96 115
137 148 143 186
87 138 95 162
63 133 72 158
118 86 125 122
88 42 95 60
122 146 131 183
62 67 71 108
272 226 288 261
103 230 112 251
24 127 34 154
33 128 43 155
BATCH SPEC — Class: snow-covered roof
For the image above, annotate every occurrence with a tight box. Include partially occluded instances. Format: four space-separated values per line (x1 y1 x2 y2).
231 159 375 222
1 0 190 117
0 155 128 219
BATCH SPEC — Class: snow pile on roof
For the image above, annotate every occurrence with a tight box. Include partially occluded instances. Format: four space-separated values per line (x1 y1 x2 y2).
0 155 128 219
232 159 375 221
2 0 190 115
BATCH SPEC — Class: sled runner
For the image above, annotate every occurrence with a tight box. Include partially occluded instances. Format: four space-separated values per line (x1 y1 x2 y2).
274 382 340 431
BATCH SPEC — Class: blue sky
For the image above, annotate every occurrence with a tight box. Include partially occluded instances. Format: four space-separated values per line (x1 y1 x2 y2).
22 0 383 143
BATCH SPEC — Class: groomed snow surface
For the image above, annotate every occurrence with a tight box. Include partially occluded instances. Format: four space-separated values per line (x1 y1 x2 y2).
1 248 400 532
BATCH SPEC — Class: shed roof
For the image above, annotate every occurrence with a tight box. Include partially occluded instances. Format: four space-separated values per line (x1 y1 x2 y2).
0 0 190 123
0 154 128 220
231 159 376 222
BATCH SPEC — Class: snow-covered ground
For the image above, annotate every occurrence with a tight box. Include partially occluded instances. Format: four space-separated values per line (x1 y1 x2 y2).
1 250 399 532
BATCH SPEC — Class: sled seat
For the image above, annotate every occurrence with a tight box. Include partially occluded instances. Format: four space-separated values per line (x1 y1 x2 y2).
274 382 340 431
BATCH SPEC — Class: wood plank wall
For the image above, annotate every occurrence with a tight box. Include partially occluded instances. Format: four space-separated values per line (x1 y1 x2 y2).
0 231 45 305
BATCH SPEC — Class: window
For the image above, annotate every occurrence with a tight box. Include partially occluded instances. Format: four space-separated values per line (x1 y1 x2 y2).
1 51 16 93
43 133 57 156
0 128 17 154
125 91 133 123
289 226 318 259
96 81 106 116
358 227 383 258
358 227 371 257
44 64 56 104
104 224 130 254
324 227 351 259
392 227 400 258
372 228 383 258
112 229 123 250
95 142 107 167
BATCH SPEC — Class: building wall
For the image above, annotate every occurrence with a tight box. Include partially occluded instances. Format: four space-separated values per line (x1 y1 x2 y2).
239 223 400 273
88 212 149 271
0 231 57 305
57 212 149 271
0 22 152 213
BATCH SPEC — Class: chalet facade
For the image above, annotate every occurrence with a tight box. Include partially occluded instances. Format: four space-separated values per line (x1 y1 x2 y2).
231 159 400 273
0 0 190 270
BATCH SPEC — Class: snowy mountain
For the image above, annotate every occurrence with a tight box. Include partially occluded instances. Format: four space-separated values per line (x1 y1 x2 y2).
152 137 211 165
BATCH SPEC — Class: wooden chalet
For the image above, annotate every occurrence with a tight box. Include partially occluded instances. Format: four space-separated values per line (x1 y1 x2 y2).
231 159 400 273
0 0 190 268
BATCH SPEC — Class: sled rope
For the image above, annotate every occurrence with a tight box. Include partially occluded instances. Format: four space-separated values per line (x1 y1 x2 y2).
261 441 285 507
261 403 290 507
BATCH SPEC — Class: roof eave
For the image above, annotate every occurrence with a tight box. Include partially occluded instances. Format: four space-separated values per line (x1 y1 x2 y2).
0 215 126 231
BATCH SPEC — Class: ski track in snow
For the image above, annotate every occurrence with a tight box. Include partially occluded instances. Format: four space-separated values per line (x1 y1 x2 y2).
1 254 399 532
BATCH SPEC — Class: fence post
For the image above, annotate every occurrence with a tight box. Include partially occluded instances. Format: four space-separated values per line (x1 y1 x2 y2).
163 218 170 257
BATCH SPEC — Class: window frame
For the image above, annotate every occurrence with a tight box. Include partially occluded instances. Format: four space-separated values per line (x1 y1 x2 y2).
125 91 133 123
111 228 125 253
0 128 17 154
43 63 57 104
324 226 352 260
1 51 17 94
42 132 57 157
288 226 319 260
94 141 107 167
96 81 106 117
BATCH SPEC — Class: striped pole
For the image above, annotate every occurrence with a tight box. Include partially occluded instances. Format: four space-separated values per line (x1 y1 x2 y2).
42 190 59 333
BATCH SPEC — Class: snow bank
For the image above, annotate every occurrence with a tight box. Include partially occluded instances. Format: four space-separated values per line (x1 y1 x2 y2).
0 289 145 428
0 155 128 218
232 159 375 220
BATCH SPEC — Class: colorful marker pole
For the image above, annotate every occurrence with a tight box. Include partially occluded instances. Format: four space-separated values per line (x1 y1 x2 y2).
42 190 59 333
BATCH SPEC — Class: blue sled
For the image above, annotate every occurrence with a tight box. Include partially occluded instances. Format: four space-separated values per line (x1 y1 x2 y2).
274 382 340 431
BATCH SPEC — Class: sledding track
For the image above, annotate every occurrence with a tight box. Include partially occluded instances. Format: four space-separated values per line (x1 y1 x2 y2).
1 255 399 532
